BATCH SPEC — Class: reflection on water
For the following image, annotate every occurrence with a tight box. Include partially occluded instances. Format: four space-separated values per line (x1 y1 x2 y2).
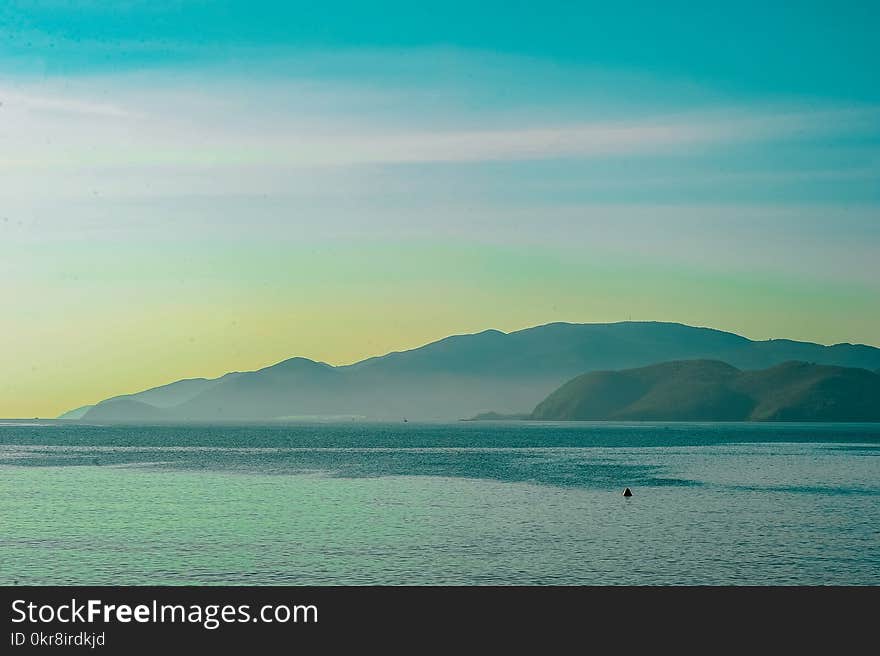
1 422 878 585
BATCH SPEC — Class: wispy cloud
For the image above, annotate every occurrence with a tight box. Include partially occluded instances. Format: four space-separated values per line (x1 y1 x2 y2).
262 107 879 165
0 89 136 118
2 77 878 177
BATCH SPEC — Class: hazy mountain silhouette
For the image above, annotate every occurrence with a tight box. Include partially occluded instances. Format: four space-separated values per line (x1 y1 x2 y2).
82 398 167 422
530 360 880 421
57 405 94 420
100 376 238 408
73 321 880 422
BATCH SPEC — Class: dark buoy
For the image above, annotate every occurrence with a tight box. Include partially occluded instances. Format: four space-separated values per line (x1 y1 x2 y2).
622 487 633 497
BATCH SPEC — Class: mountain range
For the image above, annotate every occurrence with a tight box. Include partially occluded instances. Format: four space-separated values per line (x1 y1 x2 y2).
530 360 880 422
63 321 880 422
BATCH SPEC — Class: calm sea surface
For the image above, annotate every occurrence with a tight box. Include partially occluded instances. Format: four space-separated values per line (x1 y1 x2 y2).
1 421 878 585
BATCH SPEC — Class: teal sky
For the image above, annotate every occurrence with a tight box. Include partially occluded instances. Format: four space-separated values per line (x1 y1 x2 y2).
2 1 878 99
1 1 879 417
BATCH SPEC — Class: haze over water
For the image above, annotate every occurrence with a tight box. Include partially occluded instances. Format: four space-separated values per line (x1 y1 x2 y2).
2 422 877 585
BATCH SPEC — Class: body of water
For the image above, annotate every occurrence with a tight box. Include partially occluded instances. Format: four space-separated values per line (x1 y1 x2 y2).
1 421 877 585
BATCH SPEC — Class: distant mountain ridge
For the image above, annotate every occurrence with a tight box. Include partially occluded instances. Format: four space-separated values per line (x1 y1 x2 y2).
530 360 880 422
57 405 94 420
69 321 880 422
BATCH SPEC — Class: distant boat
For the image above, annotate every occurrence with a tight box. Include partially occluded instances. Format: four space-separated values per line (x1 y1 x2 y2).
403 418 408 423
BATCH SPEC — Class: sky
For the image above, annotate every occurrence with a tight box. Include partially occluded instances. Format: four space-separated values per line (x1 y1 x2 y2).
1 1 879 417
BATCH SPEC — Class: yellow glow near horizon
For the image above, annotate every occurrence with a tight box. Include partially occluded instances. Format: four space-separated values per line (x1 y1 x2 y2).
3 240 878 418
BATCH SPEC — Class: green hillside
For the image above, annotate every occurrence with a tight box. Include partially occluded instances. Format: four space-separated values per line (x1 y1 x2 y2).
531 360 880 422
